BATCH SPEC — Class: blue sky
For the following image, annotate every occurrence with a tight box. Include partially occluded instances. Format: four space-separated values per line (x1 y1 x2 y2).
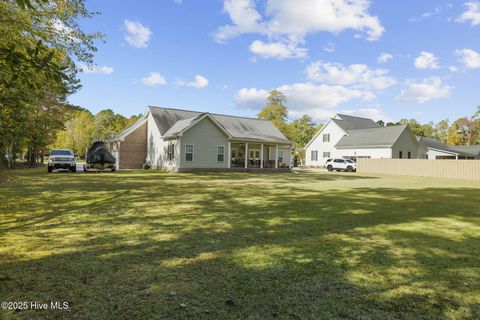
70 0 480 124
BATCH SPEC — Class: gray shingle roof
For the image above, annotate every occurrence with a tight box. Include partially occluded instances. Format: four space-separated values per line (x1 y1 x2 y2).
162 115 204 137
332 114 380 132
448 145 480 157
415 137 480 156
335 125 408 148
148 106 292 144
417 136 451 152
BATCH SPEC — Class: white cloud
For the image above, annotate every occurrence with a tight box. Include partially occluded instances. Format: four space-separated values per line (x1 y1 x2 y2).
215 0 384 59
177 75 209 88
141 72 167 86
449 65 459 72
337 107 389 122
277 83 374 109
378 52 393 64
214 0 264 43
323 42 335 53
174 0 182 4
235 83 374 119
458 2 480 26
79 64 114 75
234 88 269 108
249 40 307 59
414 51 439 70
456 48 480 68
305 61 396 90
396 77 452 103
124 20 152 48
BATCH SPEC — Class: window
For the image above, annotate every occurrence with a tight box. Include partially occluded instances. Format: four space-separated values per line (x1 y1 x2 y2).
167 143 175 161
51 150 73 156
217 145 225 162
323 152 330 158
323 133 330 142
334 159 345 163
407 151 411 159
311 150 318 161
185 144 194 161
399 151 403 159
278 151 283 163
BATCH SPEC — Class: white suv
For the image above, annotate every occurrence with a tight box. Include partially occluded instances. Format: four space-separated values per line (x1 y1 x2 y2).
47 149 76 173
325 158 357 172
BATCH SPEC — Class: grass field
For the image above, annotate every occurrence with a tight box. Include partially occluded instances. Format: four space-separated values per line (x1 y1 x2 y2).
1 168 480 319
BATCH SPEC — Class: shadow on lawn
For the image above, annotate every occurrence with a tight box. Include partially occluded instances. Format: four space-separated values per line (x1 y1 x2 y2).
0 171 479 319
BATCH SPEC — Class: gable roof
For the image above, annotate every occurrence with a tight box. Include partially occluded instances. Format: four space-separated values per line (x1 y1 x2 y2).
332 114 380 132
111 117 148 142
335 125 408 148
304 113 381 149
147 106 292 144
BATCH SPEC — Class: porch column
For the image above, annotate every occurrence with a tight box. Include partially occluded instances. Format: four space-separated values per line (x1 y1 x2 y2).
288 144 292 169
227 141 231 169
244 143 248 168
260 144 264 168
275 144 279 169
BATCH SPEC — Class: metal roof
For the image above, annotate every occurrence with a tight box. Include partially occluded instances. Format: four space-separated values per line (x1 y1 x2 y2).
148 106 292 144
335 125 408 148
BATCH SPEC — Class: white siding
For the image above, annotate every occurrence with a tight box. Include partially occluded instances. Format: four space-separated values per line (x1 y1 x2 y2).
305 120 346 166
391 129 420 159
179 117 229 169
427 148 458 160
337 148 392 159
147 113 180 170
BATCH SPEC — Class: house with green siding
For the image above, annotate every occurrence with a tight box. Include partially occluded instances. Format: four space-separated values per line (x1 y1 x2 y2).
110 106 294 172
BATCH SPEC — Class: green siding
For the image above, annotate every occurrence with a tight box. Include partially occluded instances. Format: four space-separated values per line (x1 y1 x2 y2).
179 117 229 168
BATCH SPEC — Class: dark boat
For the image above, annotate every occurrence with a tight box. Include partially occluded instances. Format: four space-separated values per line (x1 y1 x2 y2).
84 141 116 172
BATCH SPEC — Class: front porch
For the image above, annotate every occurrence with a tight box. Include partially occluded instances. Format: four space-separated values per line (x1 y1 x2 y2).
228 141 292 170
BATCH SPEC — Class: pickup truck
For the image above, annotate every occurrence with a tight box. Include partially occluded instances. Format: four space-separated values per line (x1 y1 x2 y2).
47 149 76 173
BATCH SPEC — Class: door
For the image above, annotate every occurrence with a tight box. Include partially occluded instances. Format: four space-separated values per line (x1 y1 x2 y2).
249 148 260 167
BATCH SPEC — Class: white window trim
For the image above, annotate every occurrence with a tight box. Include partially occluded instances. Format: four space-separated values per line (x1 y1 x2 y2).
311 150 318 161
278 151 284 163
185 143 194 162
217 145 225 162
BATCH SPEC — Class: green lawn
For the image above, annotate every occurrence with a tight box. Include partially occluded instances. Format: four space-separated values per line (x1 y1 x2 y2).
1 169 480 319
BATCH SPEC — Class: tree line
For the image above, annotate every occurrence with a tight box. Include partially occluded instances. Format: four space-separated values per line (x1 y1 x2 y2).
257 90 480 149
53 109 141 158
383 109 480 146
0 0 101 168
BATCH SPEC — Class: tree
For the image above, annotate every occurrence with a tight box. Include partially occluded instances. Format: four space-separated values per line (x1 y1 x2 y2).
376 120 385 127
433 119 449 143
452 117 478 145
0 0 101 167
288 115 317 147
399 119 424 136
258 90 288 135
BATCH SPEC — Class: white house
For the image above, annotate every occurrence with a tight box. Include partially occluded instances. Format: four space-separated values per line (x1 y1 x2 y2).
417 137 480 160
305 114 423 166
110 106 294 172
